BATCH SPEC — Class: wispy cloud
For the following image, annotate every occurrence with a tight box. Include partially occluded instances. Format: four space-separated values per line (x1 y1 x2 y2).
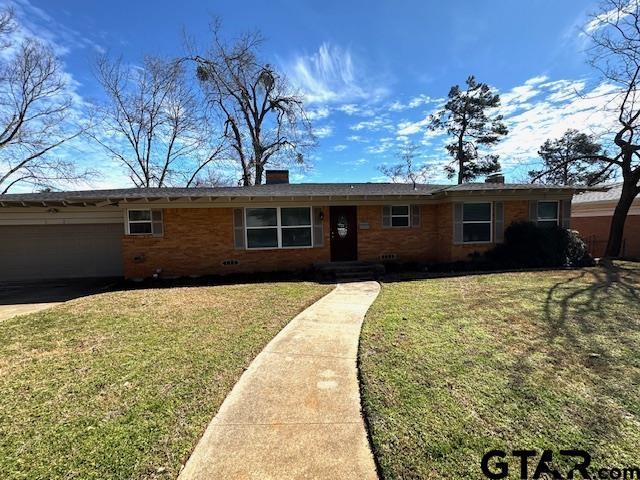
283 42 389 104
349 116 394 132
495 81 620 169
584 0 640 33
388 94 437 112
306 106 330 121
313 125 333 138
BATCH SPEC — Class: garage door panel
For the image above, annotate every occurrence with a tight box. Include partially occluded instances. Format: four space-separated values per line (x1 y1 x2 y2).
0 224 123 281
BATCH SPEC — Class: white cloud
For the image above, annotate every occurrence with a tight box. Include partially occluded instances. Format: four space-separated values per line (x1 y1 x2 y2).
584 0 640 33
314 125 333 138
349 117 393 132
384 75 623 182
397 117 431 136
366 137 395 154
333 144 348 151
307 106 330 121
283 42 389 104
494 81 620 169
338 157 367 166
388 94 437 112
336 103 377 116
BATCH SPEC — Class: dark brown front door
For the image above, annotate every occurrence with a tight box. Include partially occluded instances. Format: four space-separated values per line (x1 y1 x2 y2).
330 206 358 261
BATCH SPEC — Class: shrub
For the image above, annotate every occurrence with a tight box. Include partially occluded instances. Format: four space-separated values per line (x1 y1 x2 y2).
486 221 594 268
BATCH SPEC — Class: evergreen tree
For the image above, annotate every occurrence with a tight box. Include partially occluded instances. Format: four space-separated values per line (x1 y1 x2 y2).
528 129 612 186
430 75 508 184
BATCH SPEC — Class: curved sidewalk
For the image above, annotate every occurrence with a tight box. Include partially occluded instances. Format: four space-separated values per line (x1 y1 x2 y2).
179 281 380 480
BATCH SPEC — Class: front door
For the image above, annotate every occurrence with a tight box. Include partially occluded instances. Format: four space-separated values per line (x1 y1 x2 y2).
330 206 358 261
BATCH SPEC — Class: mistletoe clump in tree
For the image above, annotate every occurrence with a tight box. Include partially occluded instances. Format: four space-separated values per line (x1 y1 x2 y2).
429 75 508 184
188 23 315 186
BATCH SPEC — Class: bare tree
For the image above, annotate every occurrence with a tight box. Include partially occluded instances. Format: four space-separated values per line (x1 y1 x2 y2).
378 142 434 186
0 8 91 193
584 0 640 257
186 23 314 186
91 55 224 188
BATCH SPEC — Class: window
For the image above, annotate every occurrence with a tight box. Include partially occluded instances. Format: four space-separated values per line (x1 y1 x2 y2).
537 201 559 228
462 203 492 243
391 205 410 227
246 208 278 248
245 207 312 249
281 207 312 247
127 209 163 236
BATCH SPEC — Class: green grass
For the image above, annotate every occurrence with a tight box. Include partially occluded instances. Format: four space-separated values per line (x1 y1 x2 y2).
0 281 331 480
360 263 640 479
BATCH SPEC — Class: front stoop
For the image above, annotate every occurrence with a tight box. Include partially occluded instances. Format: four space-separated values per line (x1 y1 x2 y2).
313 261 385 282
178 282 380 480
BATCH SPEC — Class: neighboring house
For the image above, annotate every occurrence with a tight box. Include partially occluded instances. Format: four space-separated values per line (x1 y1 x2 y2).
572 182 640 259
0 170 579 281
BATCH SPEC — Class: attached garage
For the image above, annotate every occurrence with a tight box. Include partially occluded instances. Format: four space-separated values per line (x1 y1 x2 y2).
0 223 123 281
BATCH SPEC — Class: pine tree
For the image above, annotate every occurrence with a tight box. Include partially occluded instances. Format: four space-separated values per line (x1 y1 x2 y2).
528 129 612 186
430 76 508 184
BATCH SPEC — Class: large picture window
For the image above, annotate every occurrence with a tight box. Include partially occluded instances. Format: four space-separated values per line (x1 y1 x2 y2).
537 201 559 228
245 207 312 249
462 203 492 243
127 209 163 236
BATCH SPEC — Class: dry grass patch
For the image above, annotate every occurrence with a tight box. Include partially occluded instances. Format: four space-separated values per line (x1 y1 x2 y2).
0 281 331 480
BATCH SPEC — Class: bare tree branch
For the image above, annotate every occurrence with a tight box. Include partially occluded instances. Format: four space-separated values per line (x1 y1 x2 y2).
585 0 640 256
91 54 225 187
184 22 315 186
0 7 92 193
378 142 434 187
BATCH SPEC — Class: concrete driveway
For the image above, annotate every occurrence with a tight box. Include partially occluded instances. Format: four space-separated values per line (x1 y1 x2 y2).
0 278 117 321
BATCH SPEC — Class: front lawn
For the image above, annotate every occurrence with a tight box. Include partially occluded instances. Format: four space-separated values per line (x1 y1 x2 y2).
360 263 640 479
0 281 331 480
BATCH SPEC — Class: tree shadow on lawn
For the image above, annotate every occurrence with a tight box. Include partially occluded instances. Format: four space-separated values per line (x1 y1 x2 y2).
542 262 640 355
510 262 640 462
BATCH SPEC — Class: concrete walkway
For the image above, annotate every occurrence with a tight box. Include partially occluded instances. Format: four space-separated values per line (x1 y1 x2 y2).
179 281 381 480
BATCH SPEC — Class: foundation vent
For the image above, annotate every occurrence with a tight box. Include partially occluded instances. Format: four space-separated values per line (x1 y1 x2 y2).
378 253 397 261
222 259 240 266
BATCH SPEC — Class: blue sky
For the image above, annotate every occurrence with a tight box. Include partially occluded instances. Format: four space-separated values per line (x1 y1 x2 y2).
3 0 620 188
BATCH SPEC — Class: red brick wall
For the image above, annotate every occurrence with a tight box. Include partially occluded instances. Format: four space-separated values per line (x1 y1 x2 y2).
572 214 640 258
122 200 553 278
122 207 330 279
356 205 440 263
437 200 530 261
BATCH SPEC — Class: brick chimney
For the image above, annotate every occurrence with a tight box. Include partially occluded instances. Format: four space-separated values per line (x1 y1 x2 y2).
485 172 505 184
265 169 289 184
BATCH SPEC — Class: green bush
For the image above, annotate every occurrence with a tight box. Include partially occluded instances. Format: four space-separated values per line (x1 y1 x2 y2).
486 221 594 268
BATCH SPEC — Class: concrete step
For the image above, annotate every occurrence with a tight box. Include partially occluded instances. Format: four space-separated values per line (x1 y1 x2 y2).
314 261 385 282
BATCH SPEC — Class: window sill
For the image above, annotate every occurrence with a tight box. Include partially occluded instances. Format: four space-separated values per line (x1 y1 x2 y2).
126 234 164 238
455 241 493 246
245 245 314 251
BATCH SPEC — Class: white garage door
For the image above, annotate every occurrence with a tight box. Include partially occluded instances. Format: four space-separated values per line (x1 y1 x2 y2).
0 224 124 281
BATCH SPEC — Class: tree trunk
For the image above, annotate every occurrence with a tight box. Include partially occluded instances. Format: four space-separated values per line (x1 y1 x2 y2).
255 162 264 185
604 178 638 257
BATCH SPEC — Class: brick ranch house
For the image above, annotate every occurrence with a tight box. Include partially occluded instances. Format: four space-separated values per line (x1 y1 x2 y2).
0 171 581 282
572 182 640 259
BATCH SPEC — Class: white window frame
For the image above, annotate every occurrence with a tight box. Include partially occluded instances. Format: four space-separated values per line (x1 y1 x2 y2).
244 206 313 250
126 208 163 236
537 200 560 226
390 205 410 228
462 202 493 244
